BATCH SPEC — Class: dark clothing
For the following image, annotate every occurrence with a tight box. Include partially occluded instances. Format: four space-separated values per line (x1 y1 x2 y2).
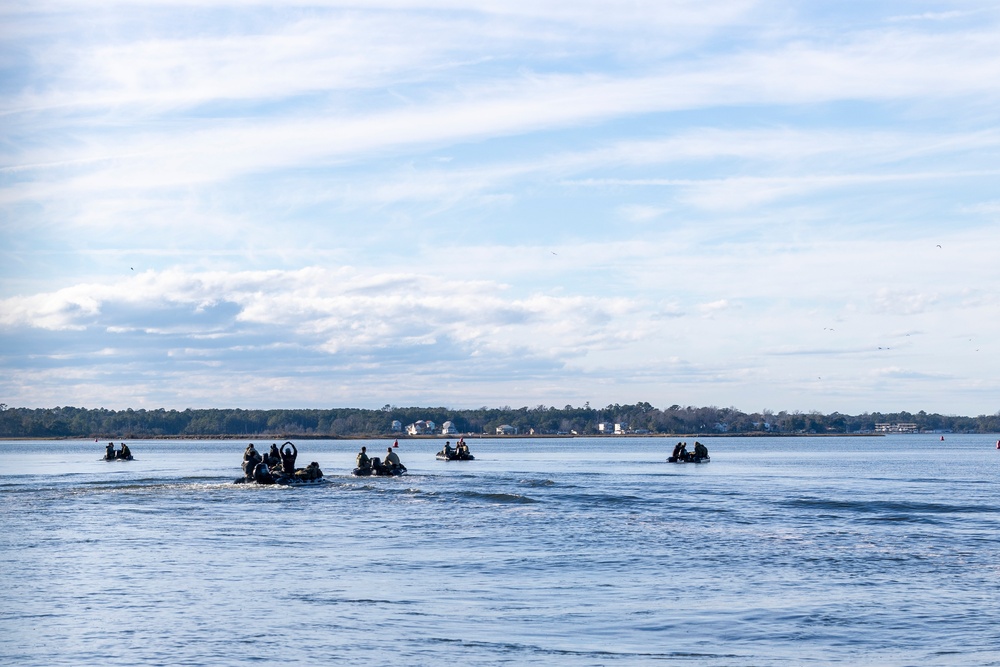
252 462 274 484
280 443 297 474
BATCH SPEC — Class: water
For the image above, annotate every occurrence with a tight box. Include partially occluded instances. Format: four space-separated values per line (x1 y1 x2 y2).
2 435 999 666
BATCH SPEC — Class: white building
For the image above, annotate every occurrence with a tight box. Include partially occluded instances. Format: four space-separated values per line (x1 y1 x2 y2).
390 420 402 432
406 420 429 435
442 421 458 435
406 419 439 435
496 424 517 435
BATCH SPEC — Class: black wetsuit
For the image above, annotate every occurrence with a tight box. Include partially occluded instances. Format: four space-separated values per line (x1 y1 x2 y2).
280 443 297 474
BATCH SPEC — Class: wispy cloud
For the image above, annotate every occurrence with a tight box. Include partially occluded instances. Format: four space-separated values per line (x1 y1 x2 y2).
2 1 1000 413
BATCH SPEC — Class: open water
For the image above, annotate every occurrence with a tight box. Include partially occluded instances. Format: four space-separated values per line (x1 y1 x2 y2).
1 435 999 666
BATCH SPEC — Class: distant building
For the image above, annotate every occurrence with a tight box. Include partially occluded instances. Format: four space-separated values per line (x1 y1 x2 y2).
496 424 517 435
875 423 918 433
390 420 402 432
405 419 439 435
598 422 613 433
614 423 627 435
442 421 458 435
406 420 429 435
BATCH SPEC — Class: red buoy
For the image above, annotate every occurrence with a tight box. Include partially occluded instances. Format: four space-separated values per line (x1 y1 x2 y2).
940 435 945 441
393 439 399 448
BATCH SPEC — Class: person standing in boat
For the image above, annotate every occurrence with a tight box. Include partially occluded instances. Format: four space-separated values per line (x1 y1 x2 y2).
279 442 298 474
356 446 371 472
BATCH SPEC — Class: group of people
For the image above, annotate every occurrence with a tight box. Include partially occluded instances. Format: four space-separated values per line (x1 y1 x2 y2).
669 441 709 463
103 442 132 461
438 438 473 460
239 442 324 484
354 444 406 476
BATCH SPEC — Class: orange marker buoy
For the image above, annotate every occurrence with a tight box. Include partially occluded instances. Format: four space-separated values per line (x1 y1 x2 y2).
393 439 399 448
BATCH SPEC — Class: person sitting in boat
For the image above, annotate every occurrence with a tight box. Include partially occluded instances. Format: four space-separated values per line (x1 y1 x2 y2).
457 440 469 456
384 446 402 469
118 443 132 460
295 461 323 481
279 442 297 474
252 460 275 484
693 441 709 460
670 442 685 460
266 443 281 467
356 446 371 473
105 442 116 460
677 442 689 461
441 441 454 458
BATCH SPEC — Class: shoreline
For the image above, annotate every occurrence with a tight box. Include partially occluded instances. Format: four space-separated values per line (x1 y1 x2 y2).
1 432 892 441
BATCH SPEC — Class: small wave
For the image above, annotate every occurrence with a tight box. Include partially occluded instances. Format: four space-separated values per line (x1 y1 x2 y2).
786 497 997 515
454 490 538 504
518 478 556 488
426 637 738 660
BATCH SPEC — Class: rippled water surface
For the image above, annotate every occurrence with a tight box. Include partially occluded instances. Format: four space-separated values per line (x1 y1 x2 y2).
2 435 999 666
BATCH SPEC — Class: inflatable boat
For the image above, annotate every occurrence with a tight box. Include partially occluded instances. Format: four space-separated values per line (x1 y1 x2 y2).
435 451 475 461
352 457 407 477
667 455 710 464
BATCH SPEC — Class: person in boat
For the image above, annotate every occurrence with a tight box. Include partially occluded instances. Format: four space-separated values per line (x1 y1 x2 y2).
279 442 297 474
671 442 685 460
266 443 281 467
677 442 689 461
384 446 402 470
457 440 470 457
442 441 454 458
105 442 116 460
295 461 323 481
356 446 371 472
118 443 132 460
252 460 275 484
243 444 262 477
693 441 709 461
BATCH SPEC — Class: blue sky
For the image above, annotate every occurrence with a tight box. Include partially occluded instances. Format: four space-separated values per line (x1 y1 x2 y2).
2 0 999 414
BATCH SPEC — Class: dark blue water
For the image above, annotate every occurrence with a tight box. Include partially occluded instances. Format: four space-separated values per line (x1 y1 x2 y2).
2 436 999 666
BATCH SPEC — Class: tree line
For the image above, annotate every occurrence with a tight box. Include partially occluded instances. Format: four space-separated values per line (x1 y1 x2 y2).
1 402 998 438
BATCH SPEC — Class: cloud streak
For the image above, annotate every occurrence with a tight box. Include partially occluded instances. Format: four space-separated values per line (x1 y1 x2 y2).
2 1 999 414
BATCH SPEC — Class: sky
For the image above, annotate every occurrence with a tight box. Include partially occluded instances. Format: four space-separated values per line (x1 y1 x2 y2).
2 1 999 415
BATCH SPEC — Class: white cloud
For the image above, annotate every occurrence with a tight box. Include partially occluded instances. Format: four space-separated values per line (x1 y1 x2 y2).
3 1 1000 413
